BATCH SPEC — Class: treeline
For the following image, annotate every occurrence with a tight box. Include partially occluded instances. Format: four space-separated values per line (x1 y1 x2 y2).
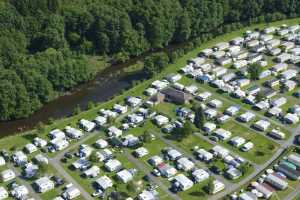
1 0 300 120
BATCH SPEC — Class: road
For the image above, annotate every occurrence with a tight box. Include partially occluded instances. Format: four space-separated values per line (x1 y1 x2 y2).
123 150 182 200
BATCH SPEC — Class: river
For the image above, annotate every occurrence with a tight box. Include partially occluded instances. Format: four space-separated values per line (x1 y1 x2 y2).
0 60 145 137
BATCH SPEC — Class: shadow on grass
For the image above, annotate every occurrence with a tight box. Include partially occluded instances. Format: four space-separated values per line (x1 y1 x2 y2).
22 133 38 142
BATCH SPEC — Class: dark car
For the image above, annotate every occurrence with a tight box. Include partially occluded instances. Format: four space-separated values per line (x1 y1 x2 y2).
64 152 73 159
51 176 65 186
210 165 222 175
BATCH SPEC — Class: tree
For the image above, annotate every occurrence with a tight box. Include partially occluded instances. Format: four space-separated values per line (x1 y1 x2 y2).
36 122 46 134
248 63 263 80
87 101 95 110
141 131 152 143
256 91 264 102
73 105 81 115
89 151 99 163
38 162 49 175
238 162 251 175
194 105 206 129
182 121 193 137
206 177 215 194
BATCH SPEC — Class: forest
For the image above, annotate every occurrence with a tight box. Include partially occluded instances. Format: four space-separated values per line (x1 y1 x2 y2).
0 0 300 121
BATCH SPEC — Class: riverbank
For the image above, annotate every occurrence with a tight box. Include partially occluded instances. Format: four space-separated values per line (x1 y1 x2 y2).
0 17 299 148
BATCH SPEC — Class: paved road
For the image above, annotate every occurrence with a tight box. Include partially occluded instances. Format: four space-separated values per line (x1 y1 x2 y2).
8 164 42 200
123 150 182 200
284 184 300 200
49 156 94 200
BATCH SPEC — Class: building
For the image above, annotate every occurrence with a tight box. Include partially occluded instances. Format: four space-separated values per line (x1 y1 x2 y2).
239 192 258 200
241 142 254 152
138 190 159 200
95 176 113 190
83 166 100 178
34 177 54 193
11 185 29 199
158 87 193 104
268 129 285 140
212 145 229 158
230 136 246 147
167 149 182 161
196 92 212 101
107 126 123 137
253 183 273 199
196 149 214 162
24 162 39 178
0 169 15 182
104 159 122 172
157 163 177 177
265 173 288 190
214 128 232 140
34 154 48 165
12 151 27 166
24 143 38 154
33 137 47 148
253 119 271 131
211 180 225 194
176 157 195 171
65 126 83 139
134 147 149 158
51 138 69 151
116 169 134 183
225 167 242 180
49 129 65 139
192 169 210 183
79 119 96 132
62 186 81 200
203 122 217 133
0 187 8 200
173 174 194 191
95 139 108 149
154 115 169 127
148 155 163 167
284 113 299 124
238 112 256 122
126 96 142 107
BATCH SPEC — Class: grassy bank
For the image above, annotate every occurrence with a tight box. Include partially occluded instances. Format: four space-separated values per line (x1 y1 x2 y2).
0 17 299 151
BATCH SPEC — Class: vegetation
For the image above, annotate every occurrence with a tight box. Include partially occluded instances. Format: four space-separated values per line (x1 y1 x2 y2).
194 105 206 129
248 63 263 80
1 0 300 120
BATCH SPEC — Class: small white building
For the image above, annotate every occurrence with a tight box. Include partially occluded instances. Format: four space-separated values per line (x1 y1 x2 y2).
138 190 159 200
0 187 8 200
24 143 38 154
12 151 27 166
214 129 232 141
95 175 113 190
0 157 5 166
176 157 195 171
230 136 246 147
94 116 107 127
107 126 123 137
63 186 81 200
241 142 254 152
173 174 194 191
113 104 128 114
33 137 47 148
268 129 285 140
212 145 229 158
11 185 29 199
154 115 169 126
148 155 163 167
239 112 256 122
196 91 212 101
95 139 109 149
34 176 54 193
65 126 83 139
34 154 49 164
50 129 65 139
212 180 225 194
192 169 210 183
0 169 15 182
79 119 96 132
253 119 271 131
104 159 122 172
126 96 142 107
51 138 69 151
167 149 182 161
134 147 149 158
116 169 134 183
83 165 100 178
203 122 217 133
196 149 213 161
208 99 223 108
225 105 240 116
284 113 299 124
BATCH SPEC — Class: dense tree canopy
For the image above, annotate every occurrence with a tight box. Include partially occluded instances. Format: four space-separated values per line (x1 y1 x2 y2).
1 0 300 120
